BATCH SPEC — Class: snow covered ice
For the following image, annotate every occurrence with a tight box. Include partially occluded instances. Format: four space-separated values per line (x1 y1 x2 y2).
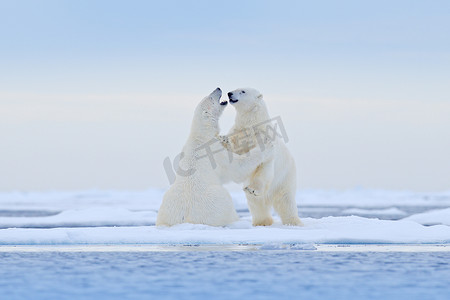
0 188 449 245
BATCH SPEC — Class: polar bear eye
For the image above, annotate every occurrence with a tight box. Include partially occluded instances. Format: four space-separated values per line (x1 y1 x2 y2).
241 91 245 94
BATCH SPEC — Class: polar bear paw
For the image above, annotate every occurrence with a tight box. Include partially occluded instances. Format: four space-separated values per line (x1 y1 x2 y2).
252 217 274 226
217 135 232 150
244 186 261 197
282 217 304 226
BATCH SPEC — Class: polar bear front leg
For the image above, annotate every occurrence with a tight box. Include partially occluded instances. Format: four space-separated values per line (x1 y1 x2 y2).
219 139 274 184
217 135 232 151
245 192 273 226
244 159 274 197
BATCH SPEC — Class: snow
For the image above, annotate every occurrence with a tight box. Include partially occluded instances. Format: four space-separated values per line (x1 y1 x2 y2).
342 207 406 216
0 188 449 245
0 216 449 245
404 208 450 226
0 189 164 211
2 188 449 211
0 207 156 229
298 189 450 207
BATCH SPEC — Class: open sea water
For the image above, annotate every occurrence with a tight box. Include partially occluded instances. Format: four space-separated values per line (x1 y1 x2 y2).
0 249 449 300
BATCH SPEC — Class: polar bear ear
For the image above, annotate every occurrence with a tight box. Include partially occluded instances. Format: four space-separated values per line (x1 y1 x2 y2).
257 93 263 99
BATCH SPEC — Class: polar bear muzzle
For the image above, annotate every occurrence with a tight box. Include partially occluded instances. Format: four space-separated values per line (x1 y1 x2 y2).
228 92 238 103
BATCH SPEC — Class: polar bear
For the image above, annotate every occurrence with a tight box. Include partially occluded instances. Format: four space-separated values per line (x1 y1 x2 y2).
220 88 302 226
156 88 273 227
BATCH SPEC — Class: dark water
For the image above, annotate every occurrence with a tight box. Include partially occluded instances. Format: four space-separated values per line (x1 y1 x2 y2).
0 210 60 217
0 251 449 300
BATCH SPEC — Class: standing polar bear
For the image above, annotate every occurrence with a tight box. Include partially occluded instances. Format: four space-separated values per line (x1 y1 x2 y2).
221 88 302 226
156 88 273 227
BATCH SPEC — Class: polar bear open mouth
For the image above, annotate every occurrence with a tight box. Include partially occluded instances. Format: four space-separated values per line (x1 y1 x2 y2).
229 99 238 104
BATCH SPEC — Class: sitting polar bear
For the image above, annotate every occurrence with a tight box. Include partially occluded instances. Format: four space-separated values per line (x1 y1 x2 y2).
156 88 273 227
221 88 302 226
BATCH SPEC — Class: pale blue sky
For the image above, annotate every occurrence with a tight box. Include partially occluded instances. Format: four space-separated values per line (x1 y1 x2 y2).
1 1 449 191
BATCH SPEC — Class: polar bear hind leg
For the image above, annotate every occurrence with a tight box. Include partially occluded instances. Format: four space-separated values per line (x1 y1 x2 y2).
272 189 303 226
156 187 187 226
188 186 239 226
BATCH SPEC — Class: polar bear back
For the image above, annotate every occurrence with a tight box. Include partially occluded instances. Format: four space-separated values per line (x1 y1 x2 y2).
156 179 238 226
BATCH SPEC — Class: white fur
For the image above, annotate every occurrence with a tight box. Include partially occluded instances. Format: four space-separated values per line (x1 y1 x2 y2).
224 88 302 226
156 88 272 227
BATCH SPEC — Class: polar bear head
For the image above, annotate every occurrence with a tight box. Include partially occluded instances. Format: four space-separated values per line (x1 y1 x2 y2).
191 87 227 138
227 88 264 113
